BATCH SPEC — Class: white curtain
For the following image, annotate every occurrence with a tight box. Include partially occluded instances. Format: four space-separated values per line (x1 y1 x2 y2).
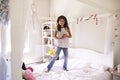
0 21 11 80
104 14 114 68
0 0 11 79
23 0 44 64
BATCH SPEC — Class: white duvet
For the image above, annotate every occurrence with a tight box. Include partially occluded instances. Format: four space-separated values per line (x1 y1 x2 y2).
31 48 112 80
32 59 112 80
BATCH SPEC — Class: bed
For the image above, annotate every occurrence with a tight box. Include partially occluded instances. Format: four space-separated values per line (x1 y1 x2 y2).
32 48 113 80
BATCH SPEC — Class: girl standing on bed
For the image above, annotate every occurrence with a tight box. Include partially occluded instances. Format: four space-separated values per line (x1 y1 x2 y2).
45 15 72 72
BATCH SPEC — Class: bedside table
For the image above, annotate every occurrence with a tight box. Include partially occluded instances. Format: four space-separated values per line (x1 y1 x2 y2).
110 69 120 80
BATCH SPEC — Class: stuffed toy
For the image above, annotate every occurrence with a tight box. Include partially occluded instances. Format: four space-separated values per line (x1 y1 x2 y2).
22 62 36 80
49 49 54 57
27 67 34 72
23 69 36 80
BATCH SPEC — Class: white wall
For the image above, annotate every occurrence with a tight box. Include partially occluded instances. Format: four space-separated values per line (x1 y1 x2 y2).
71 16 107 53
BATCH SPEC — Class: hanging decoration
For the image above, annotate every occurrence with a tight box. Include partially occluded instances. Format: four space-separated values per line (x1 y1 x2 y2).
77 14 98 25
0 0 9 24
31 0 39 30
80 17 83 22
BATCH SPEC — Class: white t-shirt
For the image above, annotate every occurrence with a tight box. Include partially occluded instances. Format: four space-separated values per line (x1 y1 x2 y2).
56 28 69 48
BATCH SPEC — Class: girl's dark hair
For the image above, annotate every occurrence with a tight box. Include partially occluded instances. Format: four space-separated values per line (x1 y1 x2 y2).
57 15 69 31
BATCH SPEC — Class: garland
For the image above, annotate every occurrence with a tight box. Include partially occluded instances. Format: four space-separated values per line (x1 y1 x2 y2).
77 14 98 25
0 0 9 24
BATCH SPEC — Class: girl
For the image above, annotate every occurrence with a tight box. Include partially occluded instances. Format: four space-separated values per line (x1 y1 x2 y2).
45 15 72 72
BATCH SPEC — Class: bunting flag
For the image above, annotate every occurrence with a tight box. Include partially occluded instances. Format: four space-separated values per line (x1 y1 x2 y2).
80 17 83 21
77 18 79 24
85 15 94 21
77 14 98 25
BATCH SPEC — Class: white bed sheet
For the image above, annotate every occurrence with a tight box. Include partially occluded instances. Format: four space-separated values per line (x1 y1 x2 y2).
31 48 112 80
32 59 111 80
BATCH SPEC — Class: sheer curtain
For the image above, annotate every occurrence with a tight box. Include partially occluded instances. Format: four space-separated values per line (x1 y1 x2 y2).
104 14 114 68
0 19 11 80
0 0 11 79
23 0 45 64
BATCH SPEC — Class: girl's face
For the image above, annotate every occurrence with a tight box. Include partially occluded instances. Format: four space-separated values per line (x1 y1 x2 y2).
59 19 65 27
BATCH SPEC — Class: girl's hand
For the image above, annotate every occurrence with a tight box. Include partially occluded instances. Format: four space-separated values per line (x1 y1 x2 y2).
62 34 68 38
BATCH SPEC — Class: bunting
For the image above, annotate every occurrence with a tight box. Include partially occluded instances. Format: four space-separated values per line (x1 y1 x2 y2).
77 14 98 25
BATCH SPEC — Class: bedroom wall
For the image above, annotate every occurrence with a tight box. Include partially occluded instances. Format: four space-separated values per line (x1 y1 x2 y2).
71 17 107 53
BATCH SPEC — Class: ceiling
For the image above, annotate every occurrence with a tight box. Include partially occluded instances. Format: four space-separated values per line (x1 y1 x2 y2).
50 0 120 18
77 0 120 11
